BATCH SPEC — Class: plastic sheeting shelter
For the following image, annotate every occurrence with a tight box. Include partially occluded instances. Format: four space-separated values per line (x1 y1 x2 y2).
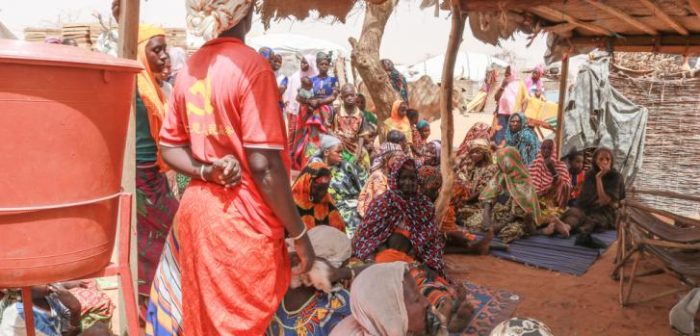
561 57 648 183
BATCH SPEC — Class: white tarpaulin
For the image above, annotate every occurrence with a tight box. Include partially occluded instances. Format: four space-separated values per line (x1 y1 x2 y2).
247 33 349 58
401 50 507 83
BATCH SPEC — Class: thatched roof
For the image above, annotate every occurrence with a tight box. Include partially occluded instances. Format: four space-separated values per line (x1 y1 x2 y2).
458 0 700 61
258 0 357 29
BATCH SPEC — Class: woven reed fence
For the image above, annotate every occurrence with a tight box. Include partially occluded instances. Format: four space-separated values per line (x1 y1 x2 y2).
608 71 700 218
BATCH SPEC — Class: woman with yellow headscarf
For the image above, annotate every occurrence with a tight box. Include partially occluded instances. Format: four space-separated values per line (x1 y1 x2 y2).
132 23 181 314
382 100 413 144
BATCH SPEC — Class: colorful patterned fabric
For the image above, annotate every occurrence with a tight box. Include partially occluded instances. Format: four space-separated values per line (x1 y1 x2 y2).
69 286 115 331
327 160 367 237
505 113 540 166
357 170 388 218
409 265 452 309
291 104 333 170
529 141 571 207
570 170 585 205
466 198 531 243
333 105 365 156
136 165 179 297
480 147 542 226
311 75 338 99
455 122 491 160
416 166 476 240
265 289 351 336
145 222 182 336
292 161 346 232
353 156 446 276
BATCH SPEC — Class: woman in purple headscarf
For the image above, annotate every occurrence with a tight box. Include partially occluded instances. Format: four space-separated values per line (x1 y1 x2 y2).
524 64 545 98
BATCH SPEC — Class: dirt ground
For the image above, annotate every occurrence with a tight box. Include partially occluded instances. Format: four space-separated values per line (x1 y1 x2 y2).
445 243 695 336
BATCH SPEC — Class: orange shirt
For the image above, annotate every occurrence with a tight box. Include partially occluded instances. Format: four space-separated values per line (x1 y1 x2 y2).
160 37 289 239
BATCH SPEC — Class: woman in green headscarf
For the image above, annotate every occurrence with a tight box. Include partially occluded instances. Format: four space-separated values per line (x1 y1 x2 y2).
465 147 556 243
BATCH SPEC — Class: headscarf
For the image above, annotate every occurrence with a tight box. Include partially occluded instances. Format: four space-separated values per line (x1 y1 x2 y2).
480 147 542 225
370 142 404 172
456 122 491 158
524 64 545 96
167 46 187 75
319 134 342 152
386 100 411 136
353 156 446 276
258 46 273 60
307 226 351 268
330 262 409 336
498 65 526 115
284 53 319 115
416 120 430 130
292 161 345 232
136 24 169 172
505 113 540 166
316 51 333 65
185 0 253 41
529 140 571 195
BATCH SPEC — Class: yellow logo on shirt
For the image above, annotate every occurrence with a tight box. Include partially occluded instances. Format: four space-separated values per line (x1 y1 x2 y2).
186 78 214 116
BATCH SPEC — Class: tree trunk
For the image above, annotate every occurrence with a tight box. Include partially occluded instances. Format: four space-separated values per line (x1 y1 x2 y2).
349 0 399 122
435 3 466 227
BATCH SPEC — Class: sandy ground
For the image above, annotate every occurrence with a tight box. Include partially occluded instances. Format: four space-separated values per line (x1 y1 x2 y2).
445 243 695 336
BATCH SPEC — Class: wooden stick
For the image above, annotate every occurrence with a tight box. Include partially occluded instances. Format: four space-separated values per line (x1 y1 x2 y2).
629 187 700 203
585 0 658 35
638 0 689 36
690 0 700 19
531 5 611 36
559 34 700 54
117 1 140 334
555 54 569 154
435 2 466 228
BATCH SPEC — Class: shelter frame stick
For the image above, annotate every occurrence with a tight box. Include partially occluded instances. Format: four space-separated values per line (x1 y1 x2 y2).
117 0 140 334
555 54 569 153
435 1 466 226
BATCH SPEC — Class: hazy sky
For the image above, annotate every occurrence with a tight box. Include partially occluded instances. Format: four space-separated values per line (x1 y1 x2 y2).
0 0 547 66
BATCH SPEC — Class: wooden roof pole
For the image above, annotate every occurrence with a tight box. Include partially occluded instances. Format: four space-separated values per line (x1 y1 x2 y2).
555 54 569 155
435 1 466 227
116 0 139 334
531 5 611 36
690 0 700 19
585 0 658 35
639 0 689 36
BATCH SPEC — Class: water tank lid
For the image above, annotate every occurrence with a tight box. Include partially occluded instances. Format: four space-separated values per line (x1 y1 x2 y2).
0 39 142 72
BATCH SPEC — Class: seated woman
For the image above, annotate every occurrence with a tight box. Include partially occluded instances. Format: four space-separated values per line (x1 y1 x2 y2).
330 262 444 336
552 147 625 248
310 135 367 237
417 165 493 255
353 157 471 332
565 148 586 206
505 113 540 166
529 139 572 231
292 161 346 232
453 138 498 220
357 142 404 218
291 52 339 170
386 129 411 157
455 122 491 161
465 147 560 243
267 226 359 336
